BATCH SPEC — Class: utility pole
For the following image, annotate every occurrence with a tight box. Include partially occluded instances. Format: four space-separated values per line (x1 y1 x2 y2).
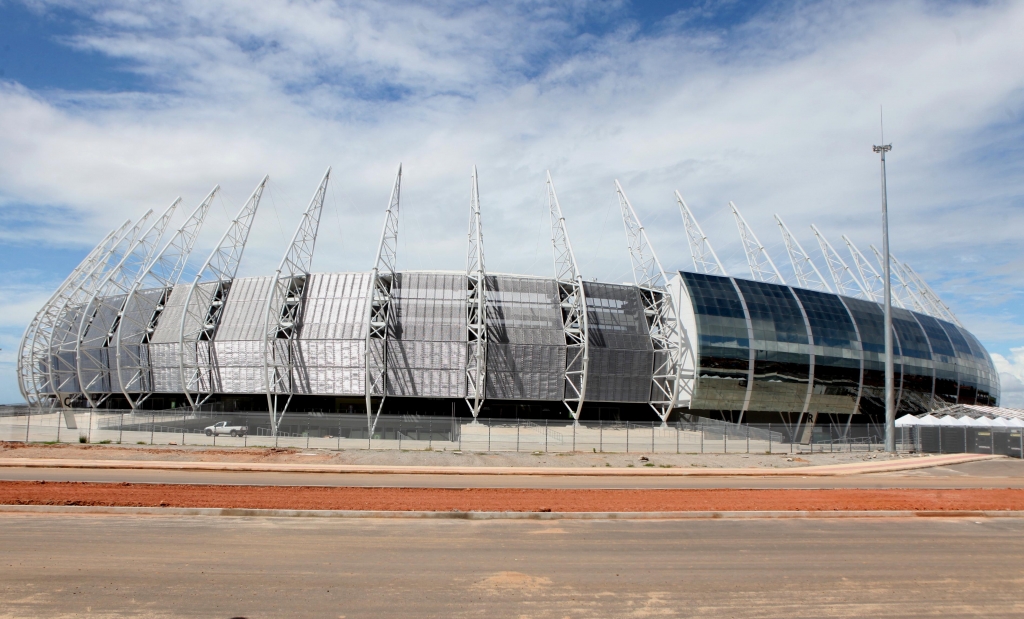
873 141 894 453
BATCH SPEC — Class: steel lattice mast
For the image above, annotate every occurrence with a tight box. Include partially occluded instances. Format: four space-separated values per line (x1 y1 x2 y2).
774 214 831 292
115 187 219 410
616 181 694 421
870 245 927 313
902 263 962 326
465 166 487 418
365 165 402 433
76 199 180 408
842 235 891 305
731 202 785 283
17 223 127 409
546 172 589 420
179 176 267 410
676 191 726 275
51 212 154 408
810 225 869 299
264 168 330 434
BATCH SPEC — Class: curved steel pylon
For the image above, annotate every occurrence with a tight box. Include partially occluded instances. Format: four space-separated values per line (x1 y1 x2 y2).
842 235 891 305
465 166 487 418
731 202 784 284
51 212 154 409
676 191 726 275
902 263 962 327
76 199 180 408
115 187 219 410
18 223 127 409
810 225 868 299
774 214 830 292
547 172 589 420
365 165 402 434
179 176 267 411
870 245 926 313
264 168 330 434
616 180 694 421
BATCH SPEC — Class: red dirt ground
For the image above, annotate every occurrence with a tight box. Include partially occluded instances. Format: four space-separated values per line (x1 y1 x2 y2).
2 482 1024 512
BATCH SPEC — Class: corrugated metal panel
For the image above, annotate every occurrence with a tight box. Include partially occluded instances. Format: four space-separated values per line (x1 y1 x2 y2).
119 288 168 345
581 281 654 402
299 272 371 341
150 282 217 344
216 276 273 341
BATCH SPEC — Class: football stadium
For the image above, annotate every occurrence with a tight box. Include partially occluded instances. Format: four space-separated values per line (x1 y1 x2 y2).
16 167 1000 438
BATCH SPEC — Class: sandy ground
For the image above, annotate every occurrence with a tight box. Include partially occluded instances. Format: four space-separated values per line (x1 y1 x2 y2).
0 441 910 469
2 481 1023 511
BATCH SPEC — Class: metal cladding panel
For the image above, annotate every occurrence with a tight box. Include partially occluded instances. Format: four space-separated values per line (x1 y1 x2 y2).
119 288 168 345
391 272 467 342
117 343 148 393
300 272 370 341
294 340 364 395
386 367 466 398
150 282 216 344
216 276 273 341
485 275 564 344
486 343 565 400
148 342 182 392
580 281 653 403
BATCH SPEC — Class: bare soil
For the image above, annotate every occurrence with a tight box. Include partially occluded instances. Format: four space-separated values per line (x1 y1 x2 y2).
2 481 1022 512
0 441 908 469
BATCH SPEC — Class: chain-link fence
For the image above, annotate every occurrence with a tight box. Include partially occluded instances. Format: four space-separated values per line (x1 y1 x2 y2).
0 408 1020 456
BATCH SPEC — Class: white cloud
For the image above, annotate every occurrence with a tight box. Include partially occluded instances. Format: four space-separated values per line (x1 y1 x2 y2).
2 0 1024 402
992 348 1024 409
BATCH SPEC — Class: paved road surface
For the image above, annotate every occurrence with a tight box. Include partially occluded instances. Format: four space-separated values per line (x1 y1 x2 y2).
1 458 1021 488
1 513 1022 618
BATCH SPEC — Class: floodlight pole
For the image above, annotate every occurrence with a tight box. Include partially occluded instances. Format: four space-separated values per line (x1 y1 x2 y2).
874 142 895 453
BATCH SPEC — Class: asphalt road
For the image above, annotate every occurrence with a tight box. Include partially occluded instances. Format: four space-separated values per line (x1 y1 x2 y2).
1 513 1022 618
1 458 1022 488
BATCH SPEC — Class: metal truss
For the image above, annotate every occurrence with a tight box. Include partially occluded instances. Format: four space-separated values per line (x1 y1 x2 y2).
17 223 127 410
51 212 154 409
365 165 402 433
264 168 330 434
179 176 267 410
465 166 488 418
774 214 831 292
115 187 219 410
810 225 869 299
731 202 785 284
676 191 726 275
546 172 589 420
76 199 180 408
842 235 891 305
902 262 963 327
616 181 694 422
870 245 927 313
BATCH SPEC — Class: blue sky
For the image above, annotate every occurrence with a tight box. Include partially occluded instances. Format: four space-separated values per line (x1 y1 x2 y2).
2 0 1024 405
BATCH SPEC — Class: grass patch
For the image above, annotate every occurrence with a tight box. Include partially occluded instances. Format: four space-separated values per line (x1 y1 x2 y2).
99 440 112 444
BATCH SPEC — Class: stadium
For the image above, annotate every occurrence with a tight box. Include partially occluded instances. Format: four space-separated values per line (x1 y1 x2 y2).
16 166 1000 436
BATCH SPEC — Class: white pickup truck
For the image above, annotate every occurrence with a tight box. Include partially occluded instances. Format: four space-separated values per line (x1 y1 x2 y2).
204 421 248 437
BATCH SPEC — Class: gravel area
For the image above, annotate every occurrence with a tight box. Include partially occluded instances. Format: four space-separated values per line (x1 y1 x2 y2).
0 441 918 469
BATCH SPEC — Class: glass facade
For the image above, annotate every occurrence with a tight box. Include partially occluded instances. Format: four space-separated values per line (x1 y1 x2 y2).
678 272 1000 418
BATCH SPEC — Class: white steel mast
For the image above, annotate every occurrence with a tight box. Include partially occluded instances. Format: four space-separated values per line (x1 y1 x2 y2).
179 176 267 410
76 199 180 408
364 165 402 433
810 225 869 299
264 168 330 434
774 214 831 292
842 235 891 305
51 212 153 409
616 180 694 421
870 245 927 313
902 262 962 326
115 187 219 410
676 191 726 275
731 202 784 283
465 166 488 418
546 172 589 420
17 223 126 409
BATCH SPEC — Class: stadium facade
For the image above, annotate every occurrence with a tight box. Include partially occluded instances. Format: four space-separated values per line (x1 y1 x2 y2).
17 167 999 434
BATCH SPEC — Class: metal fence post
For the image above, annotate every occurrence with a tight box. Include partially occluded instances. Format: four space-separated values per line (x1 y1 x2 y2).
651 423 655 453
398 418 403 450
768 423 772 454
724 428 727 454
182 411 186 446
516 418 520 452
626 422 629 454
119 412 124 445
488 421 491 452
746 425 749 453
991 430 995 455
545 419 548 453
676 423 679 454
599 419 603 453
700 425 703 453
572 420 575 453
87 408 94 443
150 413 155 445
25 409 30 443
428 417 432 451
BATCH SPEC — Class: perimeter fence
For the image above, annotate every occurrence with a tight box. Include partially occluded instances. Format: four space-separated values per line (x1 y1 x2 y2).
7 407 1017 456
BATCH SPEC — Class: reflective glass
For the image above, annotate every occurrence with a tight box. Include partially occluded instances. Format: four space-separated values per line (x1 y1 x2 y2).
793 288 860 415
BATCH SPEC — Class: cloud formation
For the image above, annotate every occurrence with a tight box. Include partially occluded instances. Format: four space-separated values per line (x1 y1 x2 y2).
1 0 1023 403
